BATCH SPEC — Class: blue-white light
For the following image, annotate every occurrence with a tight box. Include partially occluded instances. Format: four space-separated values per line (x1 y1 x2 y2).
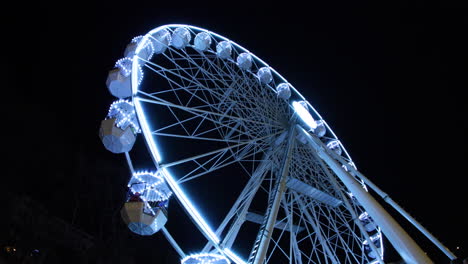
171 27 191 49
293 101 317 129
313 119 326 137
236 52 252 70
161 167 220 244
194 32 212 52
216 41 232 59
107 99 140 132
133 92 220 245
128 170 172 202
150 29 171 54
257 67 273 84
181 253 230 264
114 57 144 86
326 139 342 156
115 57 133 77
133 97 162 162
276 83 291 100
124 35 154 61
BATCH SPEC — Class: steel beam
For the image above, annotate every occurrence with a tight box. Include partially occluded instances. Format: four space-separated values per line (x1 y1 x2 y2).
296 125 433 264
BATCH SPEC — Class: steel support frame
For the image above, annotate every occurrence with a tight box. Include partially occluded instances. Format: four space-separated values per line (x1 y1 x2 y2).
252 126 296 264
325 143 457 261
311 150 385 264
294 193 340 264
296 125 434 264
201 153 272 252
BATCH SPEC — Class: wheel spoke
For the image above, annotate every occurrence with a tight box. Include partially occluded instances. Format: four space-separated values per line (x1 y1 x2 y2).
159 132 280 170
137 94 282 128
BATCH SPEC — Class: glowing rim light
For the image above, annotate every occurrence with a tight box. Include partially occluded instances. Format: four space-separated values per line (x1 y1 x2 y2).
128 171 173 202
161 167 220 244
181 253 231 264
108 99 140 132
132 170 164 185
292 101 318 129
133 94 221 245
133 97 162 162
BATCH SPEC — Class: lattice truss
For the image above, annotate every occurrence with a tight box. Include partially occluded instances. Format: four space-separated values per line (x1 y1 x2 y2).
259 142 374 264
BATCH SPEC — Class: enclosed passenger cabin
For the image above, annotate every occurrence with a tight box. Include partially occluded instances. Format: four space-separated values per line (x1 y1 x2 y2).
216 41 232 59
151 28 171 54
326 140 342 156
121 171 172 236
124 35 154 62
313 119 326 137
237 52 253 70
99 100 140 153
120 198 168 236
276 83 291 100
106 57 143 99
171 27 191 49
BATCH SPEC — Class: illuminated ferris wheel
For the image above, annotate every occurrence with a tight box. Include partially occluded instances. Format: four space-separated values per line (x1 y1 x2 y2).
99 24 456 264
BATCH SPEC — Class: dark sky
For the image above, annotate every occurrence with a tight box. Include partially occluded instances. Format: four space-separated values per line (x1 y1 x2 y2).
4 2 467 263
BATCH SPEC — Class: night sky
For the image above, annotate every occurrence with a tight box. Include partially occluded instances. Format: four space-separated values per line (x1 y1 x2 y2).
4 2 467 263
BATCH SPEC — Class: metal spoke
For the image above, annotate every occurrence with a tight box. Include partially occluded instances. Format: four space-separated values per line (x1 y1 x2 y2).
137 95 282 128
159 132 280 170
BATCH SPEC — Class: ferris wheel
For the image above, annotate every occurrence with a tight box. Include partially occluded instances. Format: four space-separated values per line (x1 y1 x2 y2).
99 24 457 264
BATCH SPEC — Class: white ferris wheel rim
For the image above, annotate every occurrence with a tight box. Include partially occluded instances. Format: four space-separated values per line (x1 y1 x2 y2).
126 24 381 264
132 24 354 160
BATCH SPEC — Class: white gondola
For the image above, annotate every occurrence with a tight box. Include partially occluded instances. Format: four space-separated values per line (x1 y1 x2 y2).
194 32 212 52
150 28 171 54
121 171 172 236
124 35 154 62
257 67 272 84
106 69 131 99
313 119 326 137
237 52 252 70
106 57 143 98
326 139 342 156
276 83 291 100
216 41 232 59
99 100 139 153
171 27 191 49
